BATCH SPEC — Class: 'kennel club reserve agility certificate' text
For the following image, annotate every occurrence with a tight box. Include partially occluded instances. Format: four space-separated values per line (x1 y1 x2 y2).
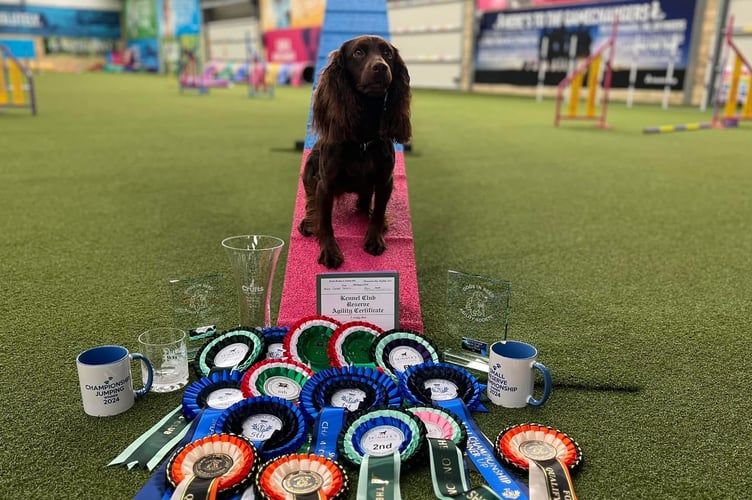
317 272 399 330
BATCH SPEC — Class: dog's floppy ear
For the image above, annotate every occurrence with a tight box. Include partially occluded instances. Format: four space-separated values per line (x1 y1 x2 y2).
383 44 411 144
311 44 360 143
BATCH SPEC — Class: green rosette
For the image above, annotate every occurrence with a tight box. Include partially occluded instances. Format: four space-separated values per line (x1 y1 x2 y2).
284 316 342 372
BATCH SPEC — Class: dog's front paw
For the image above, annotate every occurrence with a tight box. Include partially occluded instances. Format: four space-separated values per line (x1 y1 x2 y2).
298 218 315 237
319 246 344 269
364 234 387 256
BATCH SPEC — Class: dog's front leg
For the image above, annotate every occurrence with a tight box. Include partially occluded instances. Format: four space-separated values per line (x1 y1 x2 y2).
316 182 344 268
364 176 392 256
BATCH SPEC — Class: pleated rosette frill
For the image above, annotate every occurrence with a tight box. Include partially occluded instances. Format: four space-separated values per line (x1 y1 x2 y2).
298 366 401 423
240 358 314 402
327 321 384 368
214 396 308 461
255 453 349 500
370 329 441 379
284 316 342 372
182 370 246 420
337 408 426 468
166 433 258 499
194 326 266 378
398 361 485 412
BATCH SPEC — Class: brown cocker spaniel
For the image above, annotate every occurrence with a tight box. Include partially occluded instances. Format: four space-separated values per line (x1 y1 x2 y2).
298 35 412 269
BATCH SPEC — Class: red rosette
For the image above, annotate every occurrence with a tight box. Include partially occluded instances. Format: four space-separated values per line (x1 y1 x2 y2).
327 321 384 368
495 423 582 472
284 316 342 372
256 453 349 500
166 433 257 497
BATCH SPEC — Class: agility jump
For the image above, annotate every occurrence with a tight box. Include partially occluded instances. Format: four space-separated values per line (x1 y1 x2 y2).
0 42 36 116
555 18 617 129
713 16 752 128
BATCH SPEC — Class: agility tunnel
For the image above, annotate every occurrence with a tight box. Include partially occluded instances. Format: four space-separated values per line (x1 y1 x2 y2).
0 41 37 116
277 0 423 332
554 18 617 129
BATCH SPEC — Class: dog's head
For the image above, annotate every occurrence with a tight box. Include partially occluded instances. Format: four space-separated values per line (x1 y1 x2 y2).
312 35 411 144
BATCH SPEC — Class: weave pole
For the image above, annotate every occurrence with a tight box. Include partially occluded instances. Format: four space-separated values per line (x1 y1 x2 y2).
555 17 617 128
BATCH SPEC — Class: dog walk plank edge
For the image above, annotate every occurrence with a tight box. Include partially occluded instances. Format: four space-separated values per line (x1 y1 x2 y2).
278 150 422 332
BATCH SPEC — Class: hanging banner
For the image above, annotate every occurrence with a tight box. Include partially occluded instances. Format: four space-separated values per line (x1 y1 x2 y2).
0 5 120 39
477 0 612 11
474 0 698 90
260 0 325 64
125 0 158 39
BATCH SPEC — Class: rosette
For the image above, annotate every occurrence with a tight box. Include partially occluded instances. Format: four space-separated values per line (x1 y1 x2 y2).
182 370 246 421
194 327 265 378
260 326 289 360
298 366 401 423
215 396 307 460
338 408 425 468
240 359 314 401
495 424 582 500
404 405 466 448
284 316 342 372
255 453 349 500
495 423 582 472
399 362 485 412
327 321 384 368
371 329 441 378
166 433 257 500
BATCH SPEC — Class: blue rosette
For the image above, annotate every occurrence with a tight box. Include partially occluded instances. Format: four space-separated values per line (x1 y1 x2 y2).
215 396 308 461
338 408 426 468
260 326 289 360
399 362 486 412
299 366 402 423
193 326 266 378
181 370 246 421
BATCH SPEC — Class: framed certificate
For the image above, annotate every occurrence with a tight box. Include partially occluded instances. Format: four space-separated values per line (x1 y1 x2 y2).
317 272 399 330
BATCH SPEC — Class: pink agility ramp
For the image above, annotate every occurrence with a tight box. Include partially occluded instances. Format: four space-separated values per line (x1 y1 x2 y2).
278 150 423 332
277 0 423 331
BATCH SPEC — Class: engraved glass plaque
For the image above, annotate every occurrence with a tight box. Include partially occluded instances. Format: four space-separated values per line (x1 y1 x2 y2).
443 270 512 372
169 273 230 359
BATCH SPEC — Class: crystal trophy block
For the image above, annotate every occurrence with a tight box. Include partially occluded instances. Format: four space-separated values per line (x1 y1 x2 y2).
169 273 230 360
443 270 512 372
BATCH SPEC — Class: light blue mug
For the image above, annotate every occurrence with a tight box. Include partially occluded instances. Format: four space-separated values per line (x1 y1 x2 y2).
76 345 153 417
487 340 552 408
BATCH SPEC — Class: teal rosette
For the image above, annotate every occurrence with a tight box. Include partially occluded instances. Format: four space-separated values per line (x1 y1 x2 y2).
193 326 265 378
371 329 441 378
337 408 426 468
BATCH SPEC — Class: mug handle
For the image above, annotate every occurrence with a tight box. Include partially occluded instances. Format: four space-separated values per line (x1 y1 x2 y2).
131 353 153 398
528 361 552 407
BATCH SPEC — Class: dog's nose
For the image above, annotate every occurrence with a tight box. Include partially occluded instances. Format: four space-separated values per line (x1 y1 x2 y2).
371 61 388 73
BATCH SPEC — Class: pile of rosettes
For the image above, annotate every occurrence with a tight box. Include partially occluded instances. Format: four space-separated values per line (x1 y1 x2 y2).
156 317 581 500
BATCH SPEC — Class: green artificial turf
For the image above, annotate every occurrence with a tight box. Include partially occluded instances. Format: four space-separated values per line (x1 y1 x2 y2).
1 72 751 499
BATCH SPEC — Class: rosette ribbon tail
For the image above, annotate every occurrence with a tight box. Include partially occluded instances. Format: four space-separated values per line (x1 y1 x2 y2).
312 406 347 461
108 405 191 471
356 452 402 500
438 399 529 499
427 438 502 500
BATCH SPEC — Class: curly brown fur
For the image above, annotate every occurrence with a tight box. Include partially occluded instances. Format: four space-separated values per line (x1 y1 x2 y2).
298 35 411 269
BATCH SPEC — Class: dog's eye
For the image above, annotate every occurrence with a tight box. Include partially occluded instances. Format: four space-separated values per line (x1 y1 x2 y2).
354 48 365 57
383 49 393 59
